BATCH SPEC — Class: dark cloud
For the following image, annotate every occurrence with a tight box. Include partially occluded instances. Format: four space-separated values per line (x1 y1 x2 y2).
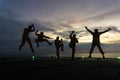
109 26 120 33
93 26 120 33
60 23 73 29
34 22 55 32
1 0 119 21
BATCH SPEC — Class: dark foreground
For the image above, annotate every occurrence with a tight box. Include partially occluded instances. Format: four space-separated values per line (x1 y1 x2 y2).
0 57 120 80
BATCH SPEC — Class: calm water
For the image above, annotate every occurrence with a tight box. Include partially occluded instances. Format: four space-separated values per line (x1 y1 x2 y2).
46 53 120 58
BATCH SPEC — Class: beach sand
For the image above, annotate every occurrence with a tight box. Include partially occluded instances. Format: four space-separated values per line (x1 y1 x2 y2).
0 57 120 80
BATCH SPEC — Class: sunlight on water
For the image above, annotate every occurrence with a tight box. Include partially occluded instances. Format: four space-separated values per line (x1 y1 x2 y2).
46 53 120 58
77 53 120 58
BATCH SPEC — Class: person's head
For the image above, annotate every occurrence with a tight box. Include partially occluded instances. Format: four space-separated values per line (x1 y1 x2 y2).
73 34 76 38
28 25 32 29
56 36 59 40
28 24 34 29
94 29 98 33
31 24 34 27
40 32 43 35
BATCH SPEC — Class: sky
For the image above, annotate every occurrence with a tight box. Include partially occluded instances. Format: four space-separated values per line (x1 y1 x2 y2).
1 0 120 57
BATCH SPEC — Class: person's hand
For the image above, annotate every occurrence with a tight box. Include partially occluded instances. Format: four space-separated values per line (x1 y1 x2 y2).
108 28 111 30
85 26 87 29
72 31 75 33
31 24 34 26
36 30 38 32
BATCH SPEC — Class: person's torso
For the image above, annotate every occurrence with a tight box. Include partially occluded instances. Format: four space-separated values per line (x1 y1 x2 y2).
70 37 78 44
54 39 61 46
38 34 44 40
23 28 30 38
92 33 100 43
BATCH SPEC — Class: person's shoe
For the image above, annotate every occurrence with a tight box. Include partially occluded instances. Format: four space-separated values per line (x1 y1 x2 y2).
72 58 76 61
88 55 91 58
32 50 35 54
49 43 52 46
103 56 105 59
37 44 39 48
61 49 64 51
19 46 21 50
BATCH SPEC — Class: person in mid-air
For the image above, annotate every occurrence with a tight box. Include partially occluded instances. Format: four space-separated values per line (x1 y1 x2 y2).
69 31 78 60
35 30 52 47
85 26 111 59
19 24 35 53
54 36 64 59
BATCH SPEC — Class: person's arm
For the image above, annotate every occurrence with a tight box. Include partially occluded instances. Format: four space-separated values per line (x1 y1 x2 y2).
31 24 35 32
76 38 78 43
70 31 74 38
60 39 63 43
85 26 93 34
61 39 63 42
35 30 38 35
100 28 111 34
44 35 52 39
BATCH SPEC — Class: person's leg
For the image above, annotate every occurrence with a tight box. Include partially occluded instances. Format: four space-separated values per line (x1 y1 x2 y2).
88 43 96 58
97 44 105 59
35 39 39 47
27 38 35 53
72 47 75 60
56 48 60 59
42 39 52 45
19 39 25 50
60 43 64 51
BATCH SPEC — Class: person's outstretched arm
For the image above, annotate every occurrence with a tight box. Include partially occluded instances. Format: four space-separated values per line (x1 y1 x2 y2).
70 31 74 38
85 26 93 34
100 28 111 34
31 24 35 32
44 35 52 39
35 30 38 35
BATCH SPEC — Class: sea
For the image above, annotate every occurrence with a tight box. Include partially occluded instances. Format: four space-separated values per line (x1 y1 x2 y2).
46 53 120 58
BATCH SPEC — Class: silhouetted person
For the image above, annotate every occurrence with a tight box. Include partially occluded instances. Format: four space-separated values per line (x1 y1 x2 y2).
35 30 52 47
85 26 111 59
54 36 64 59
69 31 78 60
19 24 35 53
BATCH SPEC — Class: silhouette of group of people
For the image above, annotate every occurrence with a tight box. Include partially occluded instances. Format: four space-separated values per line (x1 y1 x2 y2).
19 24 52 53
19 24 111 60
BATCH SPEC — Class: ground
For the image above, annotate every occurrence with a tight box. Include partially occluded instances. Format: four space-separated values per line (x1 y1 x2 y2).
0 57 120 80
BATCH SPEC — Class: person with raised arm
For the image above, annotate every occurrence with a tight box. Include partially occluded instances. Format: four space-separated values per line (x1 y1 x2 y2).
69 31 78 60
19 24 35 53
85 26 111 59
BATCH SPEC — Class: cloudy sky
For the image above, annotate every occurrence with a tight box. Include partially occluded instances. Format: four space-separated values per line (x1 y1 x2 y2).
1 0 120 57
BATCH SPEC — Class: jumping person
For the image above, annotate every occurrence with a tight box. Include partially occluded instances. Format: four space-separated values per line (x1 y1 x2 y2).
85 26 111 59
19 24 35 53
35 30 52 47
54 36 64 59
69 31 78 60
